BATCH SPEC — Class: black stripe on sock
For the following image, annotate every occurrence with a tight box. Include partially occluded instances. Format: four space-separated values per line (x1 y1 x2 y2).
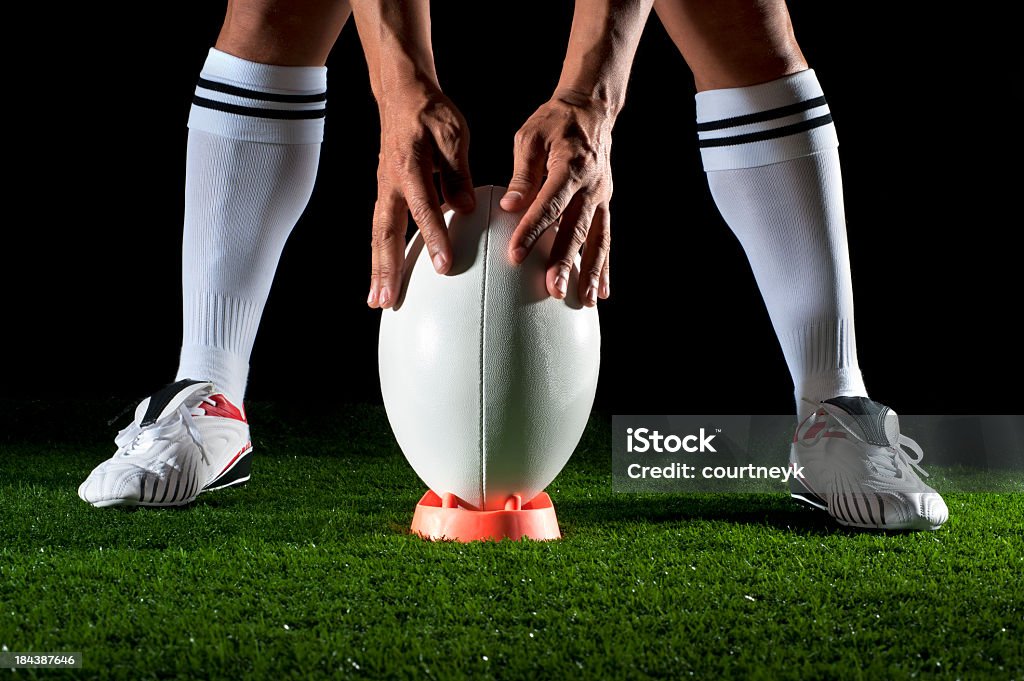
698 114 833 149
197 77 326 103
192 96 326 120
696 96 827 132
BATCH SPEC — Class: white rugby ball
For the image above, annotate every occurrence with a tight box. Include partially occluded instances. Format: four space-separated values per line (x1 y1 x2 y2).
379 185 600 510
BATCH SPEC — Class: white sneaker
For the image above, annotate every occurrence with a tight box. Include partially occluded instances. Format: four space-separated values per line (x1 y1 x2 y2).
789 396 949 531
78 379 252 508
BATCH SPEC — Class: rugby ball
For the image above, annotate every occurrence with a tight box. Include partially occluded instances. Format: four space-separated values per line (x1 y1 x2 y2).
379 185 600 510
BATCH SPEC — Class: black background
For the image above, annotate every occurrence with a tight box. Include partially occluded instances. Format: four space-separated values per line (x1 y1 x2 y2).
7 2 1020 414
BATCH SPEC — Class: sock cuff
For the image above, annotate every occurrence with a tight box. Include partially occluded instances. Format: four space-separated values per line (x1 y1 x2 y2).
201 48 327 92
188 48 327 144
797 368 868 408
695 69 837 171
176 344 249 405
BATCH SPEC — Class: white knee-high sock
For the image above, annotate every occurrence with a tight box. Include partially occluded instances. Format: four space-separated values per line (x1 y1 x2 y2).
696 69 867 412
175 49 326 404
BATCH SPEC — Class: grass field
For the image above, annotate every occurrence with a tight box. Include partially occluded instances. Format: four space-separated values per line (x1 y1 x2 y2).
1 401 1021 680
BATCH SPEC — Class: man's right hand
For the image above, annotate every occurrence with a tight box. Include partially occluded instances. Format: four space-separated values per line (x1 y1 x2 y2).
351 0 474 309
367 82 474 308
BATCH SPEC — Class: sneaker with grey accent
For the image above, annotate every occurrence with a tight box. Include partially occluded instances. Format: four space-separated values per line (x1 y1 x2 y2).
78 379 252 508
789 396 948 531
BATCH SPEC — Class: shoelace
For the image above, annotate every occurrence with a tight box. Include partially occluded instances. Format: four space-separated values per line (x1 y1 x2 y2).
114 397 215 469
798 398 929 480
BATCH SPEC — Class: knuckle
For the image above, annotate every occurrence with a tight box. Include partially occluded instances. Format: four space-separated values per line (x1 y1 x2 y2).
371 227 398 250
566 152 598 182
435 120 462 149
420 229 444 253
522 221 548 245
513 128 537 149
571 222 590 246
510 169 538 187
556 253 576 270
575 184 599 202
538 197 568 226
406 195 435 224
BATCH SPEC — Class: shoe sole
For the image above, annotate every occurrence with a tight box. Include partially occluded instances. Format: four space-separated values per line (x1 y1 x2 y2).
204 443 253 491
789 474 943 531
86 444 253 508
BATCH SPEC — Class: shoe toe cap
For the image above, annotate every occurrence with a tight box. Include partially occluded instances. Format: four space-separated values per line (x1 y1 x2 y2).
78 463 144 507
915 492 949 529
885 491 948 530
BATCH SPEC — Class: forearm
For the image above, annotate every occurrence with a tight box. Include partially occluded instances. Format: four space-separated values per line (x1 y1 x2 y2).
556 0 655 117
350 0 439 102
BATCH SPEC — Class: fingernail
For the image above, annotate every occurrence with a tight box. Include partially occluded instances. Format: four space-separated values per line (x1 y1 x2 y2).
600 280 610 298
501 191 523 207
379 286 391 307
585 285 597 306
367 289 377 306
512 247 528 262
555 270 568 297
457 191 475 210
433 252 448 272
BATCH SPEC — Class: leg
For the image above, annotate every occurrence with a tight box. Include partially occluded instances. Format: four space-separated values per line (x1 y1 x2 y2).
655 2 948 532
654 0 806 91
177 0 350 404
216 0 351 66
657 0 865 411
80 1 350 508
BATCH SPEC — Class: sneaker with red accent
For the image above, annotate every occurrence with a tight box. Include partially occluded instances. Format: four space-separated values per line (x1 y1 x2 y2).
78 379 252 508
789 396 948 531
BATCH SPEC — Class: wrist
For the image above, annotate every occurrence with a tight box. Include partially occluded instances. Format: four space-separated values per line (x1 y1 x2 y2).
375 74 447 120
551 86 622 122
352 0 439 101
375 61 440 100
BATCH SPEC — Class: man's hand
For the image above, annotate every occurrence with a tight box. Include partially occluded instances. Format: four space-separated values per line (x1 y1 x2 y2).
500 92 614 307
499 0 653 307
368 83 474 308
351 0 474 308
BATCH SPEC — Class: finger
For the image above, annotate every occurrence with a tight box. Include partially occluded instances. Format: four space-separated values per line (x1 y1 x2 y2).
430 119 475 213
546 191 595 300
370 189 409 309
401 159 452 275
578 203 610 307
500 128 545 213
599 211 611 300
508 166 576 264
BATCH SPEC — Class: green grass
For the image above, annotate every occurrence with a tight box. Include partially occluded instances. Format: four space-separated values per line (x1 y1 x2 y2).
1 402 1021 680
